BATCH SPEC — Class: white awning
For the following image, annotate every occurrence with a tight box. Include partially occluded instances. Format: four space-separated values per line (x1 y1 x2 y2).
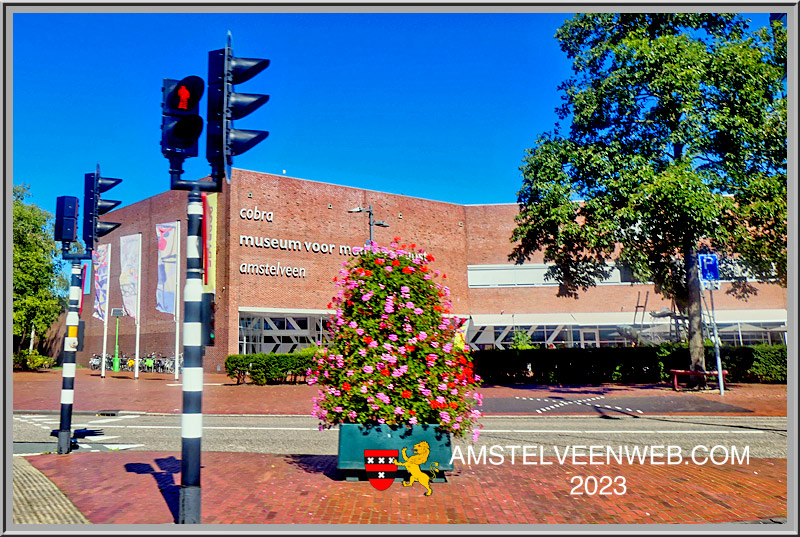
467 309 786 327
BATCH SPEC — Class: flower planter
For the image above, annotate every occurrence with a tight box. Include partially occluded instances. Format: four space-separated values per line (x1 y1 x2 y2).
337 423 453 472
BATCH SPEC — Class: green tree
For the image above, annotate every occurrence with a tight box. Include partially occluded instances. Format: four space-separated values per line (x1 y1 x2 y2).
510 14 786 373
12 185 68 353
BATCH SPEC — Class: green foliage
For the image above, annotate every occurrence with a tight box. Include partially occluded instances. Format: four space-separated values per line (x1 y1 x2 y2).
12 185 68 353
307 239 483 438
510 14 787 372
747 344 787 383
225 351 316 385
473 344 785 385
510 329 535 350
13 349 55 371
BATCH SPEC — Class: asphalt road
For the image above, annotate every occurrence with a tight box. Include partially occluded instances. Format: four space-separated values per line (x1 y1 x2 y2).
12 413 787 459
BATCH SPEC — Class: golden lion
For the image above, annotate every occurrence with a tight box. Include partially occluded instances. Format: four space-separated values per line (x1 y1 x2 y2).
393 441 440 496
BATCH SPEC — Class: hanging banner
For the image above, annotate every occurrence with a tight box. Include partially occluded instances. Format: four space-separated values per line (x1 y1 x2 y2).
454 317 470 351
156 221 179 314
119 233 141 319
203 192 218 294
92 243 111 322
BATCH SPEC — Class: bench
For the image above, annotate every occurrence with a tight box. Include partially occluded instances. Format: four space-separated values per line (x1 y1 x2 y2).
669 369 728 391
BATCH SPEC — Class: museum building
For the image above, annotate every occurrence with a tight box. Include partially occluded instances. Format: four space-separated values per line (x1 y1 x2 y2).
69 169 788 372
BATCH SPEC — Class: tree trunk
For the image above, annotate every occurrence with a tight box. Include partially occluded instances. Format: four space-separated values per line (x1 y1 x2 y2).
29 326 36 352
684 243 706 373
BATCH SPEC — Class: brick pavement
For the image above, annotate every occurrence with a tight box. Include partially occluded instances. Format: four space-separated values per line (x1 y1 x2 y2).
11 369 789 526
24 451 786 524
12 369 788 416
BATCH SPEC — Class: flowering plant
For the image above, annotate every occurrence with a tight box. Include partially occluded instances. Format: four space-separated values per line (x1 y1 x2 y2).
308 237 483 439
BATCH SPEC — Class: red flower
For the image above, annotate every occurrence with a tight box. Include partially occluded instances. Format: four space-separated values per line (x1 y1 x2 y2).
458 356 467 365
380 369 391 376
405 345 415 352
393 236 401 242
401 390 412 398
375 258 385 265
449 401 458 409
426 254 435 262
410 243 416 249
392 259 400 266
342 382 351 391
443 274 447 278
409 410 416 415
420 265 428 272
327 302 333 309
364 270 373 277
364 336 373 344
402 266 413 274
433 305 442 312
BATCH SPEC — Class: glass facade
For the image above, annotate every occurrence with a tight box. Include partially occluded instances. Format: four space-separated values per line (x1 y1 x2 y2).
239 314 331 354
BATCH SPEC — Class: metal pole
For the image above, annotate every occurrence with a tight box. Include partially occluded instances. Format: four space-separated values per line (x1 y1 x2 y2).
179 188 205 524
114 317 120 372
134 233 142 379
101 316 108 378
709 286 725 395
368 205 374 244
57 262 82 454
175 219 182 382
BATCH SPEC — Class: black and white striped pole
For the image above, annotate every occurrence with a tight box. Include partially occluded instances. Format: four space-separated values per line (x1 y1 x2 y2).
179 188 205 524
57 261 83 454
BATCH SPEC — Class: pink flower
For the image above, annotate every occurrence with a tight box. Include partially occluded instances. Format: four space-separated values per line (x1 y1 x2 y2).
388 334 398 341
334 406 343 412
356 328 364 335
472 429 481 442
349 321 358 329
368 340 379 348
409 417 418 425
418 331 428 341
363 365 374 374
348 411 358 419
394 407 404 415
413 308 423 315
358 348 367 357
360 385 368 393
443 343 453 353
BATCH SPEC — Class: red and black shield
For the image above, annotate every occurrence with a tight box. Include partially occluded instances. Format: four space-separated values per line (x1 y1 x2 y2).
364 449 398 491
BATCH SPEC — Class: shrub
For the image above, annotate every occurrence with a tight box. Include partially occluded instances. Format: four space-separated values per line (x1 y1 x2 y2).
748 344 787 383
224 354 250 384
13 350 54 371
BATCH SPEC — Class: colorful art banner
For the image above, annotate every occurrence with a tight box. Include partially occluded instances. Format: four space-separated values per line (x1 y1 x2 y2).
119 234 141 319
203 193 218 294
156 221 179 315
92 244 110 322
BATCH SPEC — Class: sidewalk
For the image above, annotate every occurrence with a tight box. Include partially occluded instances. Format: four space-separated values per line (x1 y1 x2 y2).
11 369 790 526
12 368 789 416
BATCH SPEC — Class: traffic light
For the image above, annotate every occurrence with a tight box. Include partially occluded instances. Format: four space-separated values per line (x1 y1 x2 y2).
207 33 270 181
201 292 216 347
83 167 122 250
161 76 205 159
55 196 79 242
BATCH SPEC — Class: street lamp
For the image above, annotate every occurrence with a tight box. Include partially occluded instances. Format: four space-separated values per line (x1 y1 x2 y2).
348 205 389 245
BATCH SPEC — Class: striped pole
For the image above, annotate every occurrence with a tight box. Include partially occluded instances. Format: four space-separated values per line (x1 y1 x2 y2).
179 189 204 523
57 262 83 454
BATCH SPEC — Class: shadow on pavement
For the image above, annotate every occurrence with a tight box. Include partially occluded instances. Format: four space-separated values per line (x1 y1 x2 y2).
283 455 344 481
125 456 182 522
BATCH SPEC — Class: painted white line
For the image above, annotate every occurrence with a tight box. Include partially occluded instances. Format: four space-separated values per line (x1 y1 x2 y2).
165 383 224 387
81 436 120 442
88 415 141 424
103 444 145 450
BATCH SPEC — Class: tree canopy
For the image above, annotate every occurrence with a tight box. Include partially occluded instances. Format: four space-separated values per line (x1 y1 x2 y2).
12 185 68 352
510 13 786 370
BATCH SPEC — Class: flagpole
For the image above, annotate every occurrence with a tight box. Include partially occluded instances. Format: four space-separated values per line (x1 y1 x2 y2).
101 246 111 379
134 233 142 379
175 220 181 381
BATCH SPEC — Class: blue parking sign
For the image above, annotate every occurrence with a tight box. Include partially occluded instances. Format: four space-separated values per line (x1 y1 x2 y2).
698 253 719 281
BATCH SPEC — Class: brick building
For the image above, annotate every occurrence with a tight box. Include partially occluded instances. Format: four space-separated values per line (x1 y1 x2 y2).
70 169 787 372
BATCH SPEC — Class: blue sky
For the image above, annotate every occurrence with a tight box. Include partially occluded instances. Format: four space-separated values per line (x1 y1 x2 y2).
12 9 775 219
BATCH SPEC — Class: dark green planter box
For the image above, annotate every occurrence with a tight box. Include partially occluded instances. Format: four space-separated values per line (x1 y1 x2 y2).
337 423 453 471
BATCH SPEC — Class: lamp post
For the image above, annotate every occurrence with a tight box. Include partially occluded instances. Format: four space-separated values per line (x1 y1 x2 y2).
348 205 389 245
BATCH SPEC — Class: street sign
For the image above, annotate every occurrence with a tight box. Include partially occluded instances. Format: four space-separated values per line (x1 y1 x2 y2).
110 308 125 317
698 253 719 282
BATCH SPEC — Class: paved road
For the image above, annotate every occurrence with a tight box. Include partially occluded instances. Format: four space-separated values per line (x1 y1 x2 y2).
13 413 787 458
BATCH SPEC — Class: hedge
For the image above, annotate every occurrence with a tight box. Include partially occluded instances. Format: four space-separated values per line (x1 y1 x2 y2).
225 346 318 385
471 344 787 385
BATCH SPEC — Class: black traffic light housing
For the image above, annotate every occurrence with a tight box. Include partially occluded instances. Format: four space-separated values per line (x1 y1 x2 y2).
162 76 205 158
83 167 122 251
162 75 205 183
201 292 216 347
55 196 79 243
207 32 270 183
